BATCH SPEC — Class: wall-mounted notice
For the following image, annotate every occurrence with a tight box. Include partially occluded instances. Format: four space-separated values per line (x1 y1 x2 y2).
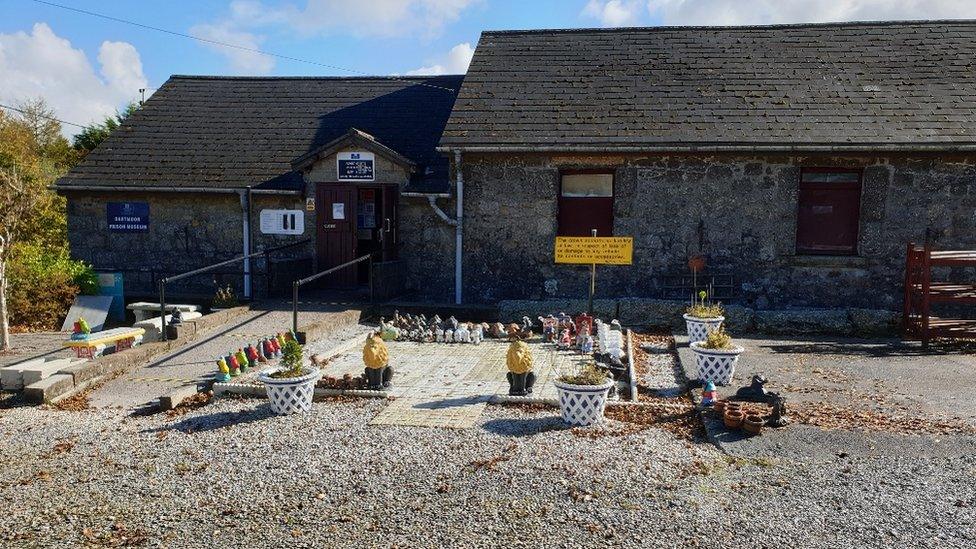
259 209 304 235
337 151 375 181
554 236 634 265
107 202 149 232
332 202 345 220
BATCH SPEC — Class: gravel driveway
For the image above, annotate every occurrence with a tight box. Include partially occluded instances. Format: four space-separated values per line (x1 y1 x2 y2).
1 398 974 547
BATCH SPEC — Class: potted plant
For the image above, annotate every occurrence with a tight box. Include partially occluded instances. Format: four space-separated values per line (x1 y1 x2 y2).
257 339 321 414
553 361 614 426
211 283 239 312
683 290 724 344
689 327 743 386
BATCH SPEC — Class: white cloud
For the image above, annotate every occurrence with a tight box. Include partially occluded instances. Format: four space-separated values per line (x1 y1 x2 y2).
646 0 976 26
189 21 275 74
406 42 473 75
0 23 147 136
582 0 645 27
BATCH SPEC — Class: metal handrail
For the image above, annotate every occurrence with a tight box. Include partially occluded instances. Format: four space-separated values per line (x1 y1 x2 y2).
292 253 374 336
158 239 311 340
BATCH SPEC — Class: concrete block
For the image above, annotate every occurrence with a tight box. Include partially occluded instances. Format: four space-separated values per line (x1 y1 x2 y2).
159 384 202 411
21 358 79 386
127 302 200 322
754 308 853 336
848 308 901 337
57 358 117 386
135 312 203 342
1 357 47 391
24 374 75 404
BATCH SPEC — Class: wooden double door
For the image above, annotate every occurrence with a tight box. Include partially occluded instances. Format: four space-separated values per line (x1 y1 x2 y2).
315 184 398 286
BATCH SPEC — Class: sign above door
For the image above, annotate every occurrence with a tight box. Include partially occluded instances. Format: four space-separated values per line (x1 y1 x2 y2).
337 151 375 181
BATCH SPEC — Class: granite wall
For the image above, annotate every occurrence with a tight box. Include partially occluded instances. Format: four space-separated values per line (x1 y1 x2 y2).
458 152 976 310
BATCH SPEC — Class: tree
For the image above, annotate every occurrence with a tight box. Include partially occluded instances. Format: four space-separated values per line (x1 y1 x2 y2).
0 100 72 350
73 102 139 156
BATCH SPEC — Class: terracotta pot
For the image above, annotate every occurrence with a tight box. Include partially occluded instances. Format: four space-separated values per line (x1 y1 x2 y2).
713 400 726 414
723 410 744 429
743 415 765 436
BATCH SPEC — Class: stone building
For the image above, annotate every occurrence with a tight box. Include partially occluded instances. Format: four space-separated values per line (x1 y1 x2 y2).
56 75 461 300
439 21 976 313
58 21 976 321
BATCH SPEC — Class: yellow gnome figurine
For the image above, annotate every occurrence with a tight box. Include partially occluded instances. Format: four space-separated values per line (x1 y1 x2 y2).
363 334 393 390
506 340 536 396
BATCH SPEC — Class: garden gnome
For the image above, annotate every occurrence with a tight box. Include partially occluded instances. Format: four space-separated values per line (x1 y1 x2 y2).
557 328 572 350
471 324 484 345
227 353 241 376
506 340 536 396
215 358 231 382
435 327 445 343
580 333 594 354
235 349 250 372
701 380 718 407
455 323 470 344
245 344 260 368
363 334 393 390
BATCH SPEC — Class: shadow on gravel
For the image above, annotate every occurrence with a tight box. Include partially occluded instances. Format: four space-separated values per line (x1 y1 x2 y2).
482 416 570 438
412 397 487 410
145 404 277 434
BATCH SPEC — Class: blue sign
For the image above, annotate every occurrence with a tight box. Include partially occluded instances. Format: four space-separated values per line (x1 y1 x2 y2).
337 151 375 181
107 202 149 232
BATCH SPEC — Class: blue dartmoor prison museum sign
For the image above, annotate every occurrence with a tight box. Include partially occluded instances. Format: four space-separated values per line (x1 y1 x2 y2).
107 202 149 232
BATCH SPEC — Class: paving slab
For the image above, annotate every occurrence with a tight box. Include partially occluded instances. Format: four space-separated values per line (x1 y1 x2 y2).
322 338 593 428
21 358 84 386
87 300 367 409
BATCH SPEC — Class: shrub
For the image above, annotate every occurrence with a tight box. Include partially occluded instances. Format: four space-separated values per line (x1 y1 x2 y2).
557 361 611 386
701 326 734 350
6 243 97 331
685 289 724 319
270 340 306 379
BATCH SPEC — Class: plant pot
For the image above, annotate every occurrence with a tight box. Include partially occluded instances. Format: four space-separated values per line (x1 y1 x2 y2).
723 410 744 430
257 367 321 415
689 342 744 386
683 314 725 344
713 400 726 414
743 415 765 436
553 379 614 427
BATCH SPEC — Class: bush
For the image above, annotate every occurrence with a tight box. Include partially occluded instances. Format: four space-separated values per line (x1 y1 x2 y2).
6 243 97 331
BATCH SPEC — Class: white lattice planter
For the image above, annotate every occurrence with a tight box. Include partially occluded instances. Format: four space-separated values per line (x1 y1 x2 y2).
689 342 744 386
553 379 614 427
257 367 321 415
683 314 725 344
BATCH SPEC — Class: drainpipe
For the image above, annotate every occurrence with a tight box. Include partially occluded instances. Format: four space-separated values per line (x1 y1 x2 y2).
241 187 252 299
454 150 463 305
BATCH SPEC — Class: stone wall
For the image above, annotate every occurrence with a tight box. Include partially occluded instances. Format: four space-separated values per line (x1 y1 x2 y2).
65 191 309 299
459 152 976 310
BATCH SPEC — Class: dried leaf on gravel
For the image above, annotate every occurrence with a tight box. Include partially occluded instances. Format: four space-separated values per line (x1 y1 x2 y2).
791 402 976 436
48 369 126 412
165 391 212 418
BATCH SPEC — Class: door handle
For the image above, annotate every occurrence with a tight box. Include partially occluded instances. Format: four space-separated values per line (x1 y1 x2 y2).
384 218 392 233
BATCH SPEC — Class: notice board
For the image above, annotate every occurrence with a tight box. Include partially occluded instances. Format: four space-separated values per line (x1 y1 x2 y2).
554 236 633 265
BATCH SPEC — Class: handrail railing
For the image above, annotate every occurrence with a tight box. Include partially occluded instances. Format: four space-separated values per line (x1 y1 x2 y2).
158 239 311 341
292 253 375 336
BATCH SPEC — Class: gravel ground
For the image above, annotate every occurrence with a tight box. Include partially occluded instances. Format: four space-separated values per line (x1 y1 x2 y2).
1 398 974 548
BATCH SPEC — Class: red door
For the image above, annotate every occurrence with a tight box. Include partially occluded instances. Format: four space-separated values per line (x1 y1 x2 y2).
316 184 357 286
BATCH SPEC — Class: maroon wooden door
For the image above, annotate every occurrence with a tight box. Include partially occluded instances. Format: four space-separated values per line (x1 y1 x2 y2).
316 184 357 286
380 185 399 261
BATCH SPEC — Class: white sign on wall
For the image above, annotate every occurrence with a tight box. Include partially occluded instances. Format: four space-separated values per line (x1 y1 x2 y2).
260 209 305 235
337 151 375 181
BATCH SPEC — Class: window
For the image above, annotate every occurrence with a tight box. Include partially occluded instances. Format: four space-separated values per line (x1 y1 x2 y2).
557 171 614 237
796 169 862 255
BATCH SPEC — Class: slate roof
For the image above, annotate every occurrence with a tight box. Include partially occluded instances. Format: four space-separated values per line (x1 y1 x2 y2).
440 21 976 151
58 75 463 192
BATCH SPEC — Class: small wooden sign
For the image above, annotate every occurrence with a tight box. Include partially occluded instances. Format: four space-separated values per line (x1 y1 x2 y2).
554 236 633 265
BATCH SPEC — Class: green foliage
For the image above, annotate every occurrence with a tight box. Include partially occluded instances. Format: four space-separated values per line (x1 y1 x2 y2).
6 243 97 331
685 289 724 319
557 361 611 386
701 326 734 350
73 102 139 155
274 340 306 378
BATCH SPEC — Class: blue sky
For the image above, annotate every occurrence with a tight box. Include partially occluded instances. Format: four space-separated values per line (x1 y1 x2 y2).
3 0 975 134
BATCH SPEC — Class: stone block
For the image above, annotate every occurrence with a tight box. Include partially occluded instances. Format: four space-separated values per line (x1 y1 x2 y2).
1 357 46 390
848 308 901 337
754 309 853 336
21 358 80 386
159 385 202 411
57 358 120 386
24 374 75 404
496 299 618 324
135 312 203 342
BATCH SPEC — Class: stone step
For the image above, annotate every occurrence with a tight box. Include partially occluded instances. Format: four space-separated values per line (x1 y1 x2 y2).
21 358 86 387
23 374 75 404
135 312 203 342
1 357 49 391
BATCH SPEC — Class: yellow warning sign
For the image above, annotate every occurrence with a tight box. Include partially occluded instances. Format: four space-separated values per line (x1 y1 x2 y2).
554 236 633 265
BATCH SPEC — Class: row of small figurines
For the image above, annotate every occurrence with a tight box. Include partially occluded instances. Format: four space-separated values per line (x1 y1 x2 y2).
214 332 296 380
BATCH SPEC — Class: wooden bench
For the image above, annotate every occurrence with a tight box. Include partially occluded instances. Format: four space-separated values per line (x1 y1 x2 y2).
64 327 145 359
903 243 976 345
126 302 200 322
